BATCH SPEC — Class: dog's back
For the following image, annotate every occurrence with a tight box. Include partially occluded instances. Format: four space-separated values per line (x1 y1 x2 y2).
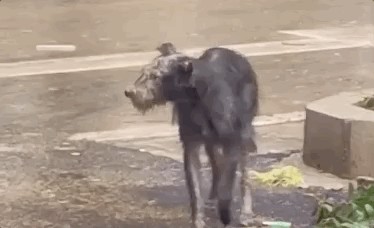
189 47 259 140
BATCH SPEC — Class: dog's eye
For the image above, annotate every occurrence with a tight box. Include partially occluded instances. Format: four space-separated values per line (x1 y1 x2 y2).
149 74 157 79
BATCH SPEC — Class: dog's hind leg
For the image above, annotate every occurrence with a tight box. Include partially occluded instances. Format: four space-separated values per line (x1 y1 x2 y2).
183 141 205 228
238 146 256 226
205 142 222 201
238 129 257 226
217 140 241 226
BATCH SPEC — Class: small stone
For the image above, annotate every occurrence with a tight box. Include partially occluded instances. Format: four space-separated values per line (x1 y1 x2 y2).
70 152 81 156
268 149 284 154
89 177 101 182
147 200 156 205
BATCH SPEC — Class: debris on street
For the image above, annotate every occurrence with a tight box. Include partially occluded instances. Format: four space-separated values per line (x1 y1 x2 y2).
250 166 304 187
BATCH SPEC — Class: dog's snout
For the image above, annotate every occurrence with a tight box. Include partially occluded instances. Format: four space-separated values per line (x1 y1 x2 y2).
124 87 135 98
124 90 130 97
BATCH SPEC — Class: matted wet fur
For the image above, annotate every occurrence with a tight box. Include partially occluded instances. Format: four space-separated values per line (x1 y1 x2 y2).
124 42 189 114
124 42 259 228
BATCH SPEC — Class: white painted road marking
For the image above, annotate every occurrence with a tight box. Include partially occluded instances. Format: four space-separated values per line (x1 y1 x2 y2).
68 111 306 142
0 26 372 78
279 24 374 43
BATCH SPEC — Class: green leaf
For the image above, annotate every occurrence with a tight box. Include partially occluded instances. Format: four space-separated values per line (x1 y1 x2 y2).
354 210 366 221
320 202 334 213
365 204 374 216
352 221 372 228
351 202 359 211
316 184 374 227
340 223 355 228
320 218 341 228
336 203 354 219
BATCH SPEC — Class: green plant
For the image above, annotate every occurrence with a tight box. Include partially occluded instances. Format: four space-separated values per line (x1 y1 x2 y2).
316 185 374 228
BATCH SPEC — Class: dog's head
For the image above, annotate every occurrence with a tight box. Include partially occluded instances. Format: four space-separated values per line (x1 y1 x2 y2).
124 42 195 113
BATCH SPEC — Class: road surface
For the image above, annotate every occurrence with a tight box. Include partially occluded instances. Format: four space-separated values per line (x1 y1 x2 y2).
0 0 373 227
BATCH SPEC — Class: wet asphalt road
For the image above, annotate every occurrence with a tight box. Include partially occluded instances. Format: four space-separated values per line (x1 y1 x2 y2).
0 0 374 227
0 0 373 62
1 48 373 227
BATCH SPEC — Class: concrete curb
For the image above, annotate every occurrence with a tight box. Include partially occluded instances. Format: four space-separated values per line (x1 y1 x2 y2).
303 89 374 179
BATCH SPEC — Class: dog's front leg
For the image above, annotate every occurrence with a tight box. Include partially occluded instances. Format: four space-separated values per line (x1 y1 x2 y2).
183 141 205 228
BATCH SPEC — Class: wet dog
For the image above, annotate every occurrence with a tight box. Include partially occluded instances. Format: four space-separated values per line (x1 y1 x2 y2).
124 42 259 228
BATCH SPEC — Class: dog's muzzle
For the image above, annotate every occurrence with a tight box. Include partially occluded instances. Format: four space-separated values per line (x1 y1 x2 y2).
124 86 136 98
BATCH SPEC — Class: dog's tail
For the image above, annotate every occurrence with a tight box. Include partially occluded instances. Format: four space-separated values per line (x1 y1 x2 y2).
217 158 239 226
218 197 231 226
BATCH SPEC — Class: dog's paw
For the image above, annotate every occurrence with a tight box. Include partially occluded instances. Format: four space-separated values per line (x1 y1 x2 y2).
191 216 206 228
238 213 261 227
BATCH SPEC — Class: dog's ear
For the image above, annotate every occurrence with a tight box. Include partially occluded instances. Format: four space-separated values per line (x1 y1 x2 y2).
156 42 177 56
177 59 193 74
176 59 194 87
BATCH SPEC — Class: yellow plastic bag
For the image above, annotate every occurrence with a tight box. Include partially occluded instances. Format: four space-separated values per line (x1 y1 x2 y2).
251 166 303 187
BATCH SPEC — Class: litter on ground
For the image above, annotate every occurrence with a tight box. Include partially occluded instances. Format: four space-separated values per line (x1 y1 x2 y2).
250 165 304 187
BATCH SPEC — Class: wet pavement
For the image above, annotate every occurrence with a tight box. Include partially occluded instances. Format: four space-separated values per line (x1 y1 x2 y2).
0 0 373 62
1 0 374 228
